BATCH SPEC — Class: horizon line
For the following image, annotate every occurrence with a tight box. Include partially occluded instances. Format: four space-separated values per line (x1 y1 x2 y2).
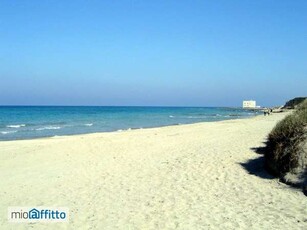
0 104 243 108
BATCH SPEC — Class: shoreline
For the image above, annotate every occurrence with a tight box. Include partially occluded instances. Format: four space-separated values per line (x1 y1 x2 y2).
1 111 306 229
0 114 262 143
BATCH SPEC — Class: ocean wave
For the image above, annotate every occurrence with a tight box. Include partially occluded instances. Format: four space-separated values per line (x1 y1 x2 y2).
187 116 206 119
84 123 93 126
117 128 134 132
6 124 26 128
169 115 174 118
36 126 61 131
1 131 17 134
185 114 226 119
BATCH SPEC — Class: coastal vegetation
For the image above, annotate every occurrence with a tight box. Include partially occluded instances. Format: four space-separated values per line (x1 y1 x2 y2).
265 99 307 195
282 97 307 109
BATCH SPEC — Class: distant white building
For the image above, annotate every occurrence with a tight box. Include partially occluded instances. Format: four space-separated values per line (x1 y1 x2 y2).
243 100 256 108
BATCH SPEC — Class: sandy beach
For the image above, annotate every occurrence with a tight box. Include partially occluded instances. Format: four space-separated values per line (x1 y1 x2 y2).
0 112 306 229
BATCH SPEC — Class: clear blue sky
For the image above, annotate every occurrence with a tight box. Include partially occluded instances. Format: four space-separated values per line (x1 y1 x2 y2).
0 0 306 106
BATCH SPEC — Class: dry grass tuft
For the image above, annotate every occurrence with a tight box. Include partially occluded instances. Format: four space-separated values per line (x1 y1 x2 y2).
265 99 307 192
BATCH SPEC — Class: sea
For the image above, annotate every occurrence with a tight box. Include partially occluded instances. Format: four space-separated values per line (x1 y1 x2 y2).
0 106 261 141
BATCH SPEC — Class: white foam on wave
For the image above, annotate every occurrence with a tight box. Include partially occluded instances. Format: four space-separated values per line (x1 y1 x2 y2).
169 115 174 118
6 124 26 128
1 131 17 134
187 116 205 119
85 123 93 126
36 126 61 131
117 128 134 132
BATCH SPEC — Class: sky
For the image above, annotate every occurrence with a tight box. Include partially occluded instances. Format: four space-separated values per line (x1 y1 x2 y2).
0 0 306 107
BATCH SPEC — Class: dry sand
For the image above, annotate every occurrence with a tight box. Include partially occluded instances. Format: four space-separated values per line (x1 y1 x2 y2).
0 112 306 229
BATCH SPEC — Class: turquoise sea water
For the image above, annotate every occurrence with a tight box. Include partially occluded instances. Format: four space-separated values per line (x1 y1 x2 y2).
0 106 261 141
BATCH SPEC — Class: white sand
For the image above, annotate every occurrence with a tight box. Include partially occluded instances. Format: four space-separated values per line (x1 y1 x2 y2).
0 113 306 229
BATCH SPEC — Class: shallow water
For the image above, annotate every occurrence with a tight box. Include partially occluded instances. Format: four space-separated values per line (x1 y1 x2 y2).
0 106 260 140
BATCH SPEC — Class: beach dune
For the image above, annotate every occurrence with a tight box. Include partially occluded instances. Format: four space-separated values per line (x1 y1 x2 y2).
0 113 306 229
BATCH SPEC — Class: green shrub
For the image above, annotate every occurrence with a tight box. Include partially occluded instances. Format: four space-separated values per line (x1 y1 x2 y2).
283 97 307 109
297 98 307 111
265 99 307 176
